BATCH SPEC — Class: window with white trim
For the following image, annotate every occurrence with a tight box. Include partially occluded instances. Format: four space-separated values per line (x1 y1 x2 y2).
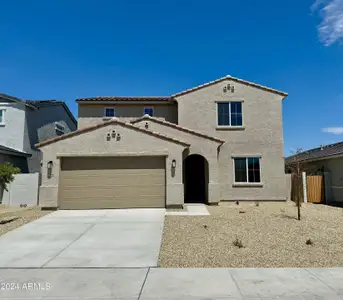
234 157 261 183
217 102 242 126
0 108 5 125
104 107 115 117
144 107 154 117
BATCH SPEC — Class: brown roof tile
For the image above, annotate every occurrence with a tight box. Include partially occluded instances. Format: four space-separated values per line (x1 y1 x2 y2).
285 141 343 164
76 96 172 102
35 118 190 148
131 115 225 144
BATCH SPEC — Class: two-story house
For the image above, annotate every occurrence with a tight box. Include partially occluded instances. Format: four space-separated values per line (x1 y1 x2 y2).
0 94 77 173
36 75 288 209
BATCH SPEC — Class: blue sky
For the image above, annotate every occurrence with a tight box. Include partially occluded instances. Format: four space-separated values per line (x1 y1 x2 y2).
1 0 343 156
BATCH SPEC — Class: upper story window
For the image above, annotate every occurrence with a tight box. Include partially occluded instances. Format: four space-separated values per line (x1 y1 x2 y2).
55 122 65 135
217 102 242 126
234 157 261 183
0 108 5 126
104 107 115 117
144 107 154 117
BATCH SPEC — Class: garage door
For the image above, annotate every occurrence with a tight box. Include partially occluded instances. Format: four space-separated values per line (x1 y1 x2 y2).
58 156 166 209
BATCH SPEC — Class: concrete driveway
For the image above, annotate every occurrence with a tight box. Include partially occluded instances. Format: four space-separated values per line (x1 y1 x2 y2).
0 208 165 268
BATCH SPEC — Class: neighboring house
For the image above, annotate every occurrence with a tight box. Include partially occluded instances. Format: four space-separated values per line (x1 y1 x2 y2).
285 142 343 203
0 94 77 173
36 75 288 209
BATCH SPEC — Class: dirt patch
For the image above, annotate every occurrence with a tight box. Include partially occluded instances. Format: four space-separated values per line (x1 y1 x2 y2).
0 207 51 236
158 201 343 267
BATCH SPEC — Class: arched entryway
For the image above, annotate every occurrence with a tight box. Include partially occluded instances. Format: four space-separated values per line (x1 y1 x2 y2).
183 154 209 203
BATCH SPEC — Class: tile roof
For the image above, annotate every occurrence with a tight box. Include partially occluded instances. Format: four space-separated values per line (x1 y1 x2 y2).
76 75 287 103
0 93 38 109
171 75 288 98
131 115 225 144
285 141 343 164
0 145 31 157
76 96 172 102
35 118 190 148
26 100 77 125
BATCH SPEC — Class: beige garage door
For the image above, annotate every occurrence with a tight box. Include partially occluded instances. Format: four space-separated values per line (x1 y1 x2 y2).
58 156 166 209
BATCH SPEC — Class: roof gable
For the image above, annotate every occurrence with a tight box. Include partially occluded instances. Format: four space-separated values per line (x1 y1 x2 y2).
172 75 288 98
131 115 225 144
35 118 190 148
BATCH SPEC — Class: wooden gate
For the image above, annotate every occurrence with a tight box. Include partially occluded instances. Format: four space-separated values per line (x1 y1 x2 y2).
306 175 325 203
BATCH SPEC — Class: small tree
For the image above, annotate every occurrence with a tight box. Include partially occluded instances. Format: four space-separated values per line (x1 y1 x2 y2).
0 163 20 191
286 152 306 221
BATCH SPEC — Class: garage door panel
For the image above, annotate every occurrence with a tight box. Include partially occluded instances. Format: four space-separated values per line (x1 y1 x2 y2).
60 171 165 186
59 156 166 209
61 186 165 198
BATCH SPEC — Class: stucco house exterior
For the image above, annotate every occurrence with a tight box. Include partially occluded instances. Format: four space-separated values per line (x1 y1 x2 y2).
0 93 77 173
36 75 288 209
285 141 343 204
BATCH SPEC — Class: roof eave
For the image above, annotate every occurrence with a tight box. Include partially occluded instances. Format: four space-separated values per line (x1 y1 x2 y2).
35 118 190 148
131 115 226 144
0 93 38 110
171 75 288 99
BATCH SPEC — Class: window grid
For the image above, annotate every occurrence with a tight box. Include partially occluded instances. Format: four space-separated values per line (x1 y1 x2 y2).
217 102 242 126
104 108 115 117
144 107 154 117
234 157 261 183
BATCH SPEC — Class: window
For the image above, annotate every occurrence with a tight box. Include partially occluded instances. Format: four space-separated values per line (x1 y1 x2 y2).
0 109 5 125
55 122 65 135
104 107 115 117
234 157 261 183
144 107 154 117
217 102 242 126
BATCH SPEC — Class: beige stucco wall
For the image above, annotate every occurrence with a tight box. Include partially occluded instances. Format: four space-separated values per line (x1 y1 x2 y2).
175 79 287 201
304 157 343 203
78 103 177 129
134 119 222 203
39 123 186 208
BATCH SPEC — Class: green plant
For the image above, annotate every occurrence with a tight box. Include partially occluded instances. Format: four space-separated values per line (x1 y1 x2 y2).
233 236 244 248
0 163 20 191
306 238 314 246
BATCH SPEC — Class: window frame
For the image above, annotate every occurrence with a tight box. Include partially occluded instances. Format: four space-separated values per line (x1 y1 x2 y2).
216 101 243 127
0 108 6 126
143 107 154 117
55 122 65 134
104 107 116 118
233 156 262 184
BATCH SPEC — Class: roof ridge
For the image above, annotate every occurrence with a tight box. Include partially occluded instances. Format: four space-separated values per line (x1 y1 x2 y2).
171 75 288 98
35 118 190 148
131 115 225 144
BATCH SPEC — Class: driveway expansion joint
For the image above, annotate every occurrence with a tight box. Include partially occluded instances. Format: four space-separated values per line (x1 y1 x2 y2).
40 223 96 268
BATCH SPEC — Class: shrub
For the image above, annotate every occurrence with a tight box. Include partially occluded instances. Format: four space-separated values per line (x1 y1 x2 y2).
233 236 244 248
306 238 314 246
0 163 20 191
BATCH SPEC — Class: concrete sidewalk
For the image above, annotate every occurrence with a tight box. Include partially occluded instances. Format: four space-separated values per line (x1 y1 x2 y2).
0 268 342 299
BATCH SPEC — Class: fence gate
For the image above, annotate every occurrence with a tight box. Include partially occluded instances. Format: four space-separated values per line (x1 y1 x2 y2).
306 175 325 203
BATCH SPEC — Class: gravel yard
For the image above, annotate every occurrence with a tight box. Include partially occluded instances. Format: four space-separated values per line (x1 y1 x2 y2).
0 207 51 236
158 201 343 268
